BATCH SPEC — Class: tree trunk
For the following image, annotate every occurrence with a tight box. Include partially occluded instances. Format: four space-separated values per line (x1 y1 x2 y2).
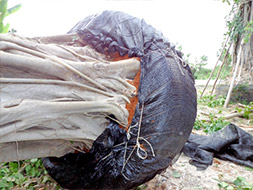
232 0 253 83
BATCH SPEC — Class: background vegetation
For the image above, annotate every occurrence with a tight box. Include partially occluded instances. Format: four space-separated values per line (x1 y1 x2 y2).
0 0 21 33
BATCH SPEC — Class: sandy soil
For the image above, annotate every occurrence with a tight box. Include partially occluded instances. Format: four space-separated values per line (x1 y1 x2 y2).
144 153 253 190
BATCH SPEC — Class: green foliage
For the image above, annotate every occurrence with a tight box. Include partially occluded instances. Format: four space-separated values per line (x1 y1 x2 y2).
190 55 209 79
227 8 244 42
193 67 211 80
195 94 251 134
216 45 233 75
235 102 253 119
0 158 60 189
192 64 231 80
221 0 240 5
195 55 208 70
205 113 230 134
217 176 253 190
196 94 252 134
199 94 226 108
222 0 232 5
175 45 210 80
188 56 231 80
245 167 253 171
0 0 21 33
222 0 252 45
195 94 229 133
194 113 230 134
135 184 148 190
214 65 231 80
176 43 231 80
243 20 253 43
243 103 253 119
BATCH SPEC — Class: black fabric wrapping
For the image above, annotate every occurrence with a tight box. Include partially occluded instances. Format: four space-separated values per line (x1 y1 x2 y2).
43 10 197 190
183 123 253 170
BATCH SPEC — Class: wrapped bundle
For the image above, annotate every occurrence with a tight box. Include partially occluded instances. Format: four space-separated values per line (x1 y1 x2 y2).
0 11 197 190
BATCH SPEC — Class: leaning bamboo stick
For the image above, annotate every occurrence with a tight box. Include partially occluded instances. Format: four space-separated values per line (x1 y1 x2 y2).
224 41 243 108
210 43 232 95
200 35 230 98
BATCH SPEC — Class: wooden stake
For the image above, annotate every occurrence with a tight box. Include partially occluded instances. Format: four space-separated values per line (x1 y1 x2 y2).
224 41 243 108
200 35 230 98
210 43 232 95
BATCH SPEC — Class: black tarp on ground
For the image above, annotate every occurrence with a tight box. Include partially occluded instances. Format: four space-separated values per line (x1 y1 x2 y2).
183 123 253 170
43 11 197 190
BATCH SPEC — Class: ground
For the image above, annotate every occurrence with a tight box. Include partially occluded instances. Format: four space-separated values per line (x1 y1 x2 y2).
143 153 253 190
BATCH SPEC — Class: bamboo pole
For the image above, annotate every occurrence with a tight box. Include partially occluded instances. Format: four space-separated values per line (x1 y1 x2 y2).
224 41 243 108
200 35 230 98
210 43 232 95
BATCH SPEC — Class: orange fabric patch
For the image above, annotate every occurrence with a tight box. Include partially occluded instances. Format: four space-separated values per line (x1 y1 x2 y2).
112 52 129 61
124 68 140 130
112 53 141 131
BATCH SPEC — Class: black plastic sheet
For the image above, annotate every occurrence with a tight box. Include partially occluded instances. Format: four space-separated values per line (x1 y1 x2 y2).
183 123 253 170
43 11 197 189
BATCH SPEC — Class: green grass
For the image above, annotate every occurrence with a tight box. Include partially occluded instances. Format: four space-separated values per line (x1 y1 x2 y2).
217 176 253 190
194 114 230 134
198 94 226 108
0 159 60 189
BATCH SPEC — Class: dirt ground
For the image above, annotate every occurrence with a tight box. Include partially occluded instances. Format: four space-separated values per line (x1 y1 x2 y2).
144 153 253 190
